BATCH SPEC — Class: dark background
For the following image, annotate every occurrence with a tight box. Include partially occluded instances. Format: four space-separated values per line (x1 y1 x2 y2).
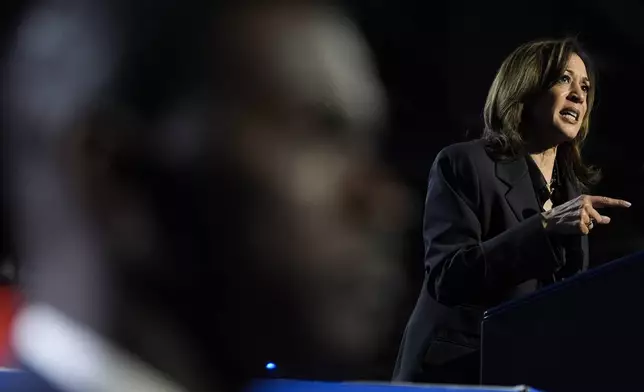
3 0 643 381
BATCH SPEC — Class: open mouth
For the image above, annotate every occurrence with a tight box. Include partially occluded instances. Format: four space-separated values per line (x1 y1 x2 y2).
560 107 580 122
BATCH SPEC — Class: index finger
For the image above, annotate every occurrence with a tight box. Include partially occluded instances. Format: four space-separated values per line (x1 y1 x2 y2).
589 196 632 208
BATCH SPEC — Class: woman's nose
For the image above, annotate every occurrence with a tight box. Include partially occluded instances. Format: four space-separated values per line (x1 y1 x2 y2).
568 83 585 104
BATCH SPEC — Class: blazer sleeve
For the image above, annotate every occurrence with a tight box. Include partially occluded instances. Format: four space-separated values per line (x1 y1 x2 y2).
424 149 561 306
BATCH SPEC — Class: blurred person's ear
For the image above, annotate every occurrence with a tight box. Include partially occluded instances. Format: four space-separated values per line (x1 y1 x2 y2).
53 109 163 268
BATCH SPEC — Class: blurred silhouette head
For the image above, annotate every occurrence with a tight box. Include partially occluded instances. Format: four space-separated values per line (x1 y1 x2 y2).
4 1 408 389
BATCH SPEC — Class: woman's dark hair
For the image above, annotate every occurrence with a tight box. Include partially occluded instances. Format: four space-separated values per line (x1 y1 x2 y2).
482 37 600 191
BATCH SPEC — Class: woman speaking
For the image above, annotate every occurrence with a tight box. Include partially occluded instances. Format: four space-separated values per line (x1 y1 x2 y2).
393 38 631 384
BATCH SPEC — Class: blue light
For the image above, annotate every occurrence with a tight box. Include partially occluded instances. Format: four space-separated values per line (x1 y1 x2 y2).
265 362 276 370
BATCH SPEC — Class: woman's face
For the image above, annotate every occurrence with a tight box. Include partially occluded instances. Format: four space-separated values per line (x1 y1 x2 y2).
529 52 591 143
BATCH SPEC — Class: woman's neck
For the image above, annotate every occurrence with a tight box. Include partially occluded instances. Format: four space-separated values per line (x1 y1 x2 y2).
529 146 557 184
522 124 560 184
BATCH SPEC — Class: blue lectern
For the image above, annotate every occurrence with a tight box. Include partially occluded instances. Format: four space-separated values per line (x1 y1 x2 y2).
481 251 644 391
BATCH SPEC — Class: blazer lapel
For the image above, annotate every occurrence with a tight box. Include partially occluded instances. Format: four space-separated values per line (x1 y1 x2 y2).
495 158 541 222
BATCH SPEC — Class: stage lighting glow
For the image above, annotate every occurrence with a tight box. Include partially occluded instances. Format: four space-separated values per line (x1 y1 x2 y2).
265 362 276 370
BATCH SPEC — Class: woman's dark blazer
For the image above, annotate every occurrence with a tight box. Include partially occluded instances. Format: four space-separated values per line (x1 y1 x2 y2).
392 139 588 383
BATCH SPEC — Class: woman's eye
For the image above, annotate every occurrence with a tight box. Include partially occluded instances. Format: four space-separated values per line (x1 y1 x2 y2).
581 85 590 93
558 74 571 84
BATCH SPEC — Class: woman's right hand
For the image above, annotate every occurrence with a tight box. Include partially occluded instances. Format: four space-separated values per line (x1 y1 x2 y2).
541 195 631 235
